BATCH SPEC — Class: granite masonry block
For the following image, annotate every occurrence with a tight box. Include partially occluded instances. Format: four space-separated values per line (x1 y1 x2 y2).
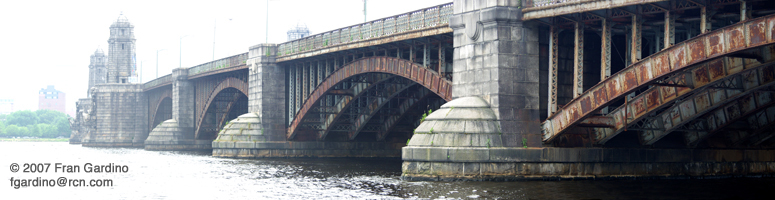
449 147 489 162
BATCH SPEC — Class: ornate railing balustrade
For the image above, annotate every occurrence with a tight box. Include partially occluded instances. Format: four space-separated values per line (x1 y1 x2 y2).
143 53 248 90
277 3 453 58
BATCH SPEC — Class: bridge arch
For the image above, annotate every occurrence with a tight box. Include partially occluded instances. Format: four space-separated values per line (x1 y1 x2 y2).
287 56 452 141
682 87 775 147
148 89 172 131
543 15 775 144
194 77 249 140
574 55 775 145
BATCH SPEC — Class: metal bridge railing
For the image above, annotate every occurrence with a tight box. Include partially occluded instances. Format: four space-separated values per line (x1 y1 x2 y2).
143 74 173 89
523 0 585 9
143 52 249 90
187 53 249 76
277 2 453 58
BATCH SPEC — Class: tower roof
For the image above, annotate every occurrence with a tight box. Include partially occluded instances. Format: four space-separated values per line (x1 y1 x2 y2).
93 48 105 56
111 13 133 28
287 23 310 41
116 13 129 22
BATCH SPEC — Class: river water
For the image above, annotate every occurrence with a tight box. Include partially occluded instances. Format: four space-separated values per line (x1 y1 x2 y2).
1 142 772 199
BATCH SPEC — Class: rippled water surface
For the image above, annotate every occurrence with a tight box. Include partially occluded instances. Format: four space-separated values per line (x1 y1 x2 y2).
2 142 773 199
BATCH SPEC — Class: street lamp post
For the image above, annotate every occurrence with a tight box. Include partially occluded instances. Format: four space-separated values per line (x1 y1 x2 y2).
156 49 166 78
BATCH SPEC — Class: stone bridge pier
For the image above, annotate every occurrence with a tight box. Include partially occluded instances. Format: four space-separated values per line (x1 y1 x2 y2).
145 68 211 150
401 0 546 180
81 84 148 147
211 44 285 157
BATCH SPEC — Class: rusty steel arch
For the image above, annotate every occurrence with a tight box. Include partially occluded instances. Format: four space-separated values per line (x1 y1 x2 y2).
581 55 775 145
375 88 439 141
678 87 775 147
148 88 172 131
287 56 453 140
314 76 418 141
741 119 775 147
639 67 775 146
345 82 419 140
194 77 249 139
543 14 775 142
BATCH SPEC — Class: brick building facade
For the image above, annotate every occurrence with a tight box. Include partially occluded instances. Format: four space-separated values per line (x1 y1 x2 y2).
39 85 66 113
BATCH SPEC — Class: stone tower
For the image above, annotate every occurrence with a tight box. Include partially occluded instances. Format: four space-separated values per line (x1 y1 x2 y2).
286 24 310 41
107 14 136 83
88 49 107 96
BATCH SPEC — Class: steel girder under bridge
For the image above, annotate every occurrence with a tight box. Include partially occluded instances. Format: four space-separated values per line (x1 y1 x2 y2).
286 57 452 142
542 11 775 148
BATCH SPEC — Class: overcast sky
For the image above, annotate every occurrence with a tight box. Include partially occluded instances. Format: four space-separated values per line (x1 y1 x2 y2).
0 0 451 115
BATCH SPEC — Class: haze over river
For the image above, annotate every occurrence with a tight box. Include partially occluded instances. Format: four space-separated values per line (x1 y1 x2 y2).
1 142 772 199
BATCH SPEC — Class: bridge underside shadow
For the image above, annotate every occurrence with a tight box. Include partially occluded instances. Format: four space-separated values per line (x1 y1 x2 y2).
196 88 249 141
213 52 453 157
292 75 447 143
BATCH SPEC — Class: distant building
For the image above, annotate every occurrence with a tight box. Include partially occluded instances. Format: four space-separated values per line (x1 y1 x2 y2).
0 99 13 115
287 24 310 41
39 85 66 113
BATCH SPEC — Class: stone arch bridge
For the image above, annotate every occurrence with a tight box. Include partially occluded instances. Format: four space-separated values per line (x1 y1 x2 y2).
72 0 775 181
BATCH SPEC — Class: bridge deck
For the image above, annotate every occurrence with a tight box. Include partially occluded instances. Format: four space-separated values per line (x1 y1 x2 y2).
276 3 453 62
143 53 248 91
523 0 668 20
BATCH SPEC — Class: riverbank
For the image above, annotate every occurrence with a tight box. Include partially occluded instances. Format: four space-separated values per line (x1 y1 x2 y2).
0 138 68 142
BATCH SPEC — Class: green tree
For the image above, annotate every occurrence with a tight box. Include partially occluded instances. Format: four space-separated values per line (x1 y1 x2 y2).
55 118 71 137
0 121 6 137
37 124 58 138
26 125 40 137
36 109 68 125
5 125 28 137
1 110 71 138
6 110 39 127
5 125 18 137
18 126 30 137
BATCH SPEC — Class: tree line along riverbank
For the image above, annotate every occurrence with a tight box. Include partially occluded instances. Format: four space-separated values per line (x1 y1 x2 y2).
0 110 71 139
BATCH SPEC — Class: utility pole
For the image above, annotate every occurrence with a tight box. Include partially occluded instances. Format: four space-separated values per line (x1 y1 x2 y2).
363 0 367 22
